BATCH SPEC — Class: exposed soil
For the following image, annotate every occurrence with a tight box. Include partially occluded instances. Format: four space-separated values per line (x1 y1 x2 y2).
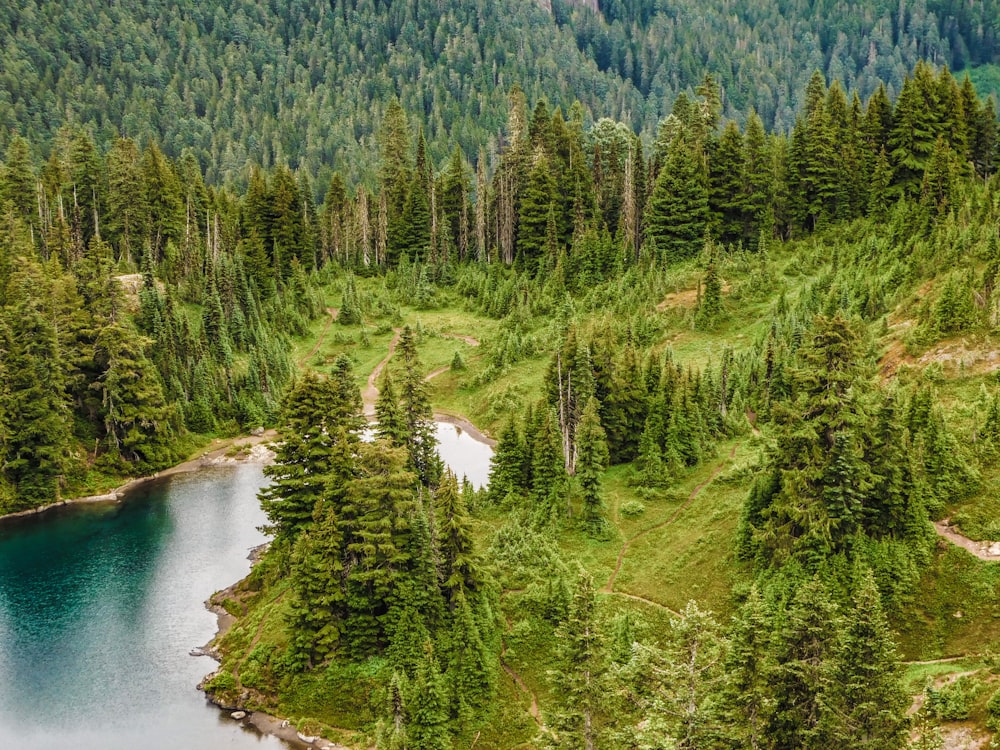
424 365 451 382
934 519 1000 561
656 282 731 311
440 332 481 347
607 590 681 617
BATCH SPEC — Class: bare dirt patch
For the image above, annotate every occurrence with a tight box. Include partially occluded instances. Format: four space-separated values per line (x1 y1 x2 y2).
656 282 732 311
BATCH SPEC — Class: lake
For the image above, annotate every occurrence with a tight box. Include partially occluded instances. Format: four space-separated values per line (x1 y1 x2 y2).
0 423 492 750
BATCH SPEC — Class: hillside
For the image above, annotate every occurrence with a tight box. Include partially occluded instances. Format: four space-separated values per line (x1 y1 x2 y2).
3 1 1000 744
185 65 1000 748
2 0 998 189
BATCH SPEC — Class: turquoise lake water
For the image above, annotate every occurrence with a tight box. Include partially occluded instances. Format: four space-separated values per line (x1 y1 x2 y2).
0 424 491 749
0 465 290 750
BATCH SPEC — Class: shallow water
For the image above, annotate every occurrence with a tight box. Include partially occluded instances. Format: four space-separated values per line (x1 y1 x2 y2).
0 423 493 749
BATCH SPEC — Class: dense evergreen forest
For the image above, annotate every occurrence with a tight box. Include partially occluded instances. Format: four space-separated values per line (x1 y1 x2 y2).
2 0 999 188
4 1 1000 747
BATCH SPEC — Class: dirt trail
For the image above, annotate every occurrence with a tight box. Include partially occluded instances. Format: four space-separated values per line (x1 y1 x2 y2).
424 366 451 382
903 655 971 665
440 332 481 347
934 520 1000 561
297 308 339 367
608 590 682 616
500 658 543 726
500 610 543 728
362 328 402 415
602 444 738 595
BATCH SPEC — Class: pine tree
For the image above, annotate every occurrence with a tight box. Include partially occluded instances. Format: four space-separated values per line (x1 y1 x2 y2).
545 570 603 750
644 139 709 263
575 395 609 534
821 569 909 749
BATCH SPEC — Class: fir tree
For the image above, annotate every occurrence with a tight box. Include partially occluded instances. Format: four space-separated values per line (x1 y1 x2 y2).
544 570 603 750
575 395 609 534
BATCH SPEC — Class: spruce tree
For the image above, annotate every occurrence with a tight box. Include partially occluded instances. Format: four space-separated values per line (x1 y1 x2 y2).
1 260 71 506
575 395 609 534
766 576 841 750
376 369 409 447
821 569 909 749
544 570 603 750
396 326 442 486
644 140 710 263
286 501 345 670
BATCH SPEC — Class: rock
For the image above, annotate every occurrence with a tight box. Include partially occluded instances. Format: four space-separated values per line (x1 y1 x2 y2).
231 711 247 720
989 542 1000 556
297 732 319 744
189 647 206 657
250 426 265 436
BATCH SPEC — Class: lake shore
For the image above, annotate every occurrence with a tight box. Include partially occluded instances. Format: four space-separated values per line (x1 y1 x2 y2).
0 431 278 527
198 412 495 749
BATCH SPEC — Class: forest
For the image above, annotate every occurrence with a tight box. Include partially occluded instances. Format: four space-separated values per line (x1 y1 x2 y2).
2 0 1000 188
2 1 1000 748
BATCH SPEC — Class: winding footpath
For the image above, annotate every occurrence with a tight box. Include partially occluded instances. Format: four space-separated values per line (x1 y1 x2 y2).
297 307 339 367
362 327 402 415
601 443 739 597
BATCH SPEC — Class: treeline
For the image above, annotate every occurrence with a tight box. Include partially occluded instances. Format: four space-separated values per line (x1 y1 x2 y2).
2 0 998 186
321 62 997 276
0 131 323 512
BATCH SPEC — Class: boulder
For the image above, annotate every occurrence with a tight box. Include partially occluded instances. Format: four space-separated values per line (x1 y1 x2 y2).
231 711 247 720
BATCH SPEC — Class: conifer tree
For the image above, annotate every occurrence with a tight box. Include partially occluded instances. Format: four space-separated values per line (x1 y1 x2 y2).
644 140 710 263
396 326 442 486
342 441 418 657
723 585 772 750
434 470 477 600
487 417 528 505
544 570 603 750
287 500 345 670
518 148 556 267
260 372 349 539
0 261 70 505
766 576 841 750
575 395 609 534
376 369 409 447
821 569 909 749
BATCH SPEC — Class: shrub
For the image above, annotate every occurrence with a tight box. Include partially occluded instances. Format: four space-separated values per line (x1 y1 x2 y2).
925 676 979 721
620 500 646 517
